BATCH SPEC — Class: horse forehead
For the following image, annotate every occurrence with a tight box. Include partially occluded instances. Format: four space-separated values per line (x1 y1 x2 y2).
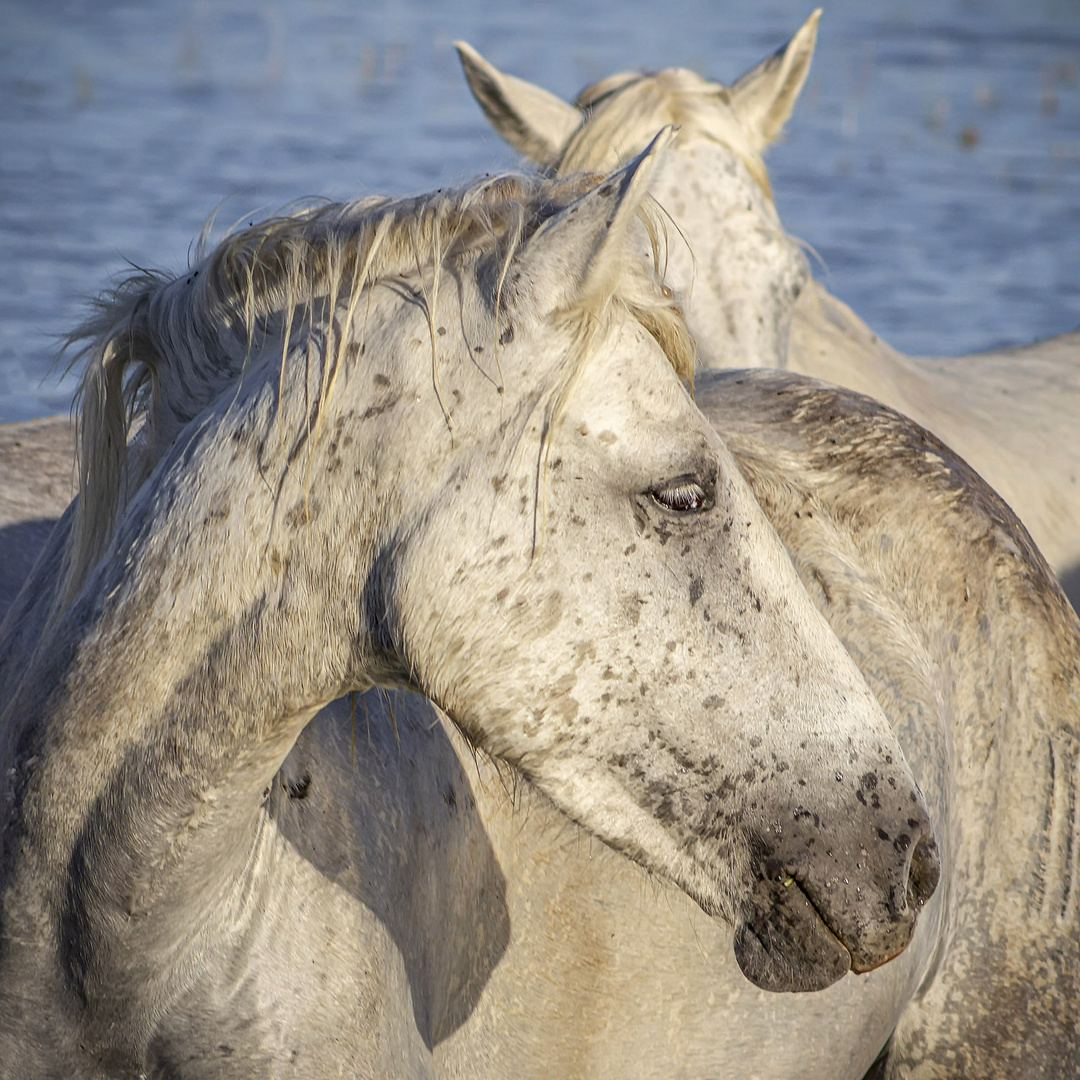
569 320 697 426
586 68 726 126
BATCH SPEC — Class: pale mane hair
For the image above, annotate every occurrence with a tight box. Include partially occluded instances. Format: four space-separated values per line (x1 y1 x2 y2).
555 69 772 197
61 171 694 606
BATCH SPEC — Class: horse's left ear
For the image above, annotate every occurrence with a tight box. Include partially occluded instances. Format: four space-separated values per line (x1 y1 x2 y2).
456 41 581 164
729 9 820 150
512 127 676 319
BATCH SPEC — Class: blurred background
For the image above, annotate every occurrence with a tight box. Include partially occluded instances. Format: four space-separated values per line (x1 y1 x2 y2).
1 0 1078 421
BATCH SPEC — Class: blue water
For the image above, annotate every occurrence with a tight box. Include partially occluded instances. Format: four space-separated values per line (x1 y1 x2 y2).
1 0 1078 421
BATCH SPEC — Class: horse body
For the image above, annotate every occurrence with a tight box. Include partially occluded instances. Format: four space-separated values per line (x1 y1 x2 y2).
788 281 1080 591
0 150 936 1075
2 360 1075 1075
0 415 77 609
457 15 1080 594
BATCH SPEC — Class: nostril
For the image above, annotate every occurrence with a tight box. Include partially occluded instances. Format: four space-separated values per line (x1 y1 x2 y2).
906 835 941 908
885 833 940 920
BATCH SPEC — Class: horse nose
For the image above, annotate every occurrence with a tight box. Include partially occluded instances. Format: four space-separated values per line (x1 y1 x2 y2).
834 804 940 978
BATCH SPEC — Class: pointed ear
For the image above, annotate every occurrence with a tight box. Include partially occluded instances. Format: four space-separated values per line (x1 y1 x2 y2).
728 9 820 149
455 41 582 164
512 127 676 318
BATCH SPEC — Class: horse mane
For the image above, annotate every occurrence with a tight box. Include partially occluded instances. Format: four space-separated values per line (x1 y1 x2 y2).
557 70 772 197
60 171 694 607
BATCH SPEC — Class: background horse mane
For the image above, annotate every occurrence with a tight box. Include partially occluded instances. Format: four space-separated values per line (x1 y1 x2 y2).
558 68 772 195
59 170 694 607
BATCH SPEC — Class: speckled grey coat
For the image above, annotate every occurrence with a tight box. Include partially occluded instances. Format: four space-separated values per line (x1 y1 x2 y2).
0 157 938 1077
1 365 1075 1077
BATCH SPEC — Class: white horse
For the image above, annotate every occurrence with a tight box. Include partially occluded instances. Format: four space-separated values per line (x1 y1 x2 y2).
456 13 1080 603
2 367 1075 1077
0 143 938 1076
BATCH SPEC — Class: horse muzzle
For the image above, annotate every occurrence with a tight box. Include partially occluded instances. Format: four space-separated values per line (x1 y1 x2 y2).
732 783 940 993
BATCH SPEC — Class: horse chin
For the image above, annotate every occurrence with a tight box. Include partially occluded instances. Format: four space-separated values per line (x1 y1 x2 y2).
733 876 853 993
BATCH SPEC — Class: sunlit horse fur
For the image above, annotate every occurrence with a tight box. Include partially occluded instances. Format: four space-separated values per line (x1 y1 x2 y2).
457 12 1080 601
2 371 1076 1077
0 143 939 1076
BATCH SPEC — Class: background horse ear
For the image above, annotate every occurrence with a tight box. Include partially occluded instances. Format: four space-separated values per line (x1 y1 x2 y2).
511 127 676 318
455 41 581 163
728 9 820 150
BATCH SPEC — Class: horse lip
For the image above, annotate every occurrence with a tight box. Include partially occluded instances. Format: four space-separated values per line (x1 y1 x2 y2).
733 861 923 993
851 940 909 975
732 870 853 992
791 869 918 975
783 873 853 960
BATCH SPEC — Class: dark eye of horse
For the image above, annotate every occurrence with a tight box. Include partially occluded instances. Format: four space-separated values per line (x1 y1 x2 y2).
652 480 709 513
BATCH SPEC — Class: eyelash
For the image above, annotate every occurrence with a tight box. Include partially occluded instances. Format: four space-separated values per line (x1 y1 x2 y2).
651 481 710 513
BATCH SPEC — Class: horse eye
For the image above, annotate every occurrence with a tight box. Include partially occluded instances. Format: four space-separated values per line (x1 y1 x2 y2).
651 480 710 513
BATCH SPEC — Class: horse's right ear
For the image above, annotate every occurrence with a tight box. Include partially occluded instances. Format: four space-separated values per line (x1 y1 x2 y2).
511 127 675 319
728 9 820 150
455 42 581 164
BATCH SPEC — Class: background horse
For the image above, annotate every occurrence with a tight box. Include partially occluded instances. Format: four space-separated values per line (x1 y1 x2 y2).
0 415 75 609
456 13 1080 604
0 144 935 1075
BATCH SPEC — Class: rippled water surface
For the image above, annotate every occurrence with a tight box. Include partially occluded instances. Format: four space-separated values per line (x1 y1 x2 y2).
1 0 1078 420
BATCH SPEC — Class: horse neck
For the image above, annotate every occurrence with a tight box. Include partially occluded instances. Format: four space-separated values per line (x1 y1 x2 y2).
650 139 806 370
2 400 378 956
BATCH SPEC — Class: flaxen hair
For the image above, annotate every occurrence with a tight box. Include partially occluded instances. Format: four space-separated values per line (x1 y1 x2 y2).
60 171 694 606
556 69 772 197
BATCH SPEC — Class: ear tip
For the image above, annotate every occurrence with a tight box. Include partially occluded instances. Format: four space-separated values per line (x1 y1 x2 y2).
643 124 680 159
454 40 490 74
611 126 679 195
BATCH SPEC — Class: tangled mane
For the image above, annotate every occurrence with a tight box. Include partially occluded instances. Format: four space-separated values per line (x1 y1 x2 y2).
555 69 772 197
60 170 694 606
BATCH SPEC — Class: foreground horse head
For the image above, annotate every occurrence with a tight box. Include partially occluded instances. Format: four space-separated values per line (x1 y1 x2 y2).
0 141 936 1067
456 12 819 370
